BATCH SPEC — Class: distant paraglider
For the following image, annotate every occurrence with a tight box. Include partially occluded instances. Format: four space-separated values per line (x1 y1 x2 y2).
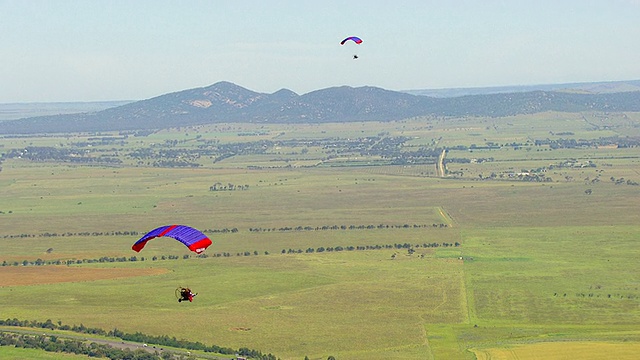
340 36 363 45
132 225 212 254
340 36 363 60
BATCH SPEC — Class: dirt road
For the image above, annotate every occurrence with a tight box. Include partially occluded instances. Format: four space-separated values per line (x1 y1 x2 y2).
0 327 234 359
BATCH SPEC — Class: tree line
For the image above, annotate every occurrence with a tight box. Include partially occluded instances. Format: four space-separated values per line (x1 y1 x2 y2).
0 318 278 359
0 228 238 239
1 241 460 268
0 332 162 360
285 242 460 255
1 255 185 267
209 182 250 191
249 223 449 232
2 146 121 164
0 223 445 240
552 292 638 300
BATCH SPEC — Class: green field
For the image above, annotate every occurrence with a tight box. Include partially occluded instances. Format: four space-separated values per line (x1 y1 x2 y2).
1 112 639 359
0 346 91 360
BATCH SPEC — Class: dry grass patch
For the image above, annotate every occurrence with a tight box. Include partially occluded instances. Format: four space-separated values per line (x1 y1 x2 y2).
472 341 640 360
0 266 168 286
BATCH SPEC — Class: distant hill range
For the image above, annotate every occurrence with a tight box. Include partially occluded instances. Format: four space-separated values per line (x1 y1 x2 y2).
404 79 640 97
0 101 132 122
1 80 640 134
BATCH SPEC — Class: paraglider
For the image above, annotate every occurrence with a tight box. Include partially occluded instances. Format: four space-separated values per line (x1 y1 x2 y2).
340 36 362 60
340 36 363 45
132 225 212 254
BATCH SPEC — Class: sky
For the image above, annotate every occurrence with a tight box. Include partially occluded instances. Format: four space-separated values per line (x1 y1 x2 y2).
1 0 640 103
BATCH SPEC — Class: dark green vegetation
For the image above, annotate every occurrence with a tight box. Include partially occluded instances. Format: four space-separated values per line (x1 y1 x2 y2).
1 318 273 359
1 108 639 359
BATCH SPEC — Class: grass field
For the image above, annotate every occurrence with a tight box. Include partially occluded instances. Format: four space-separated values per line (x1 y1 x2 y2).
1 113 639 359
0 346 92 360
472 341 640 360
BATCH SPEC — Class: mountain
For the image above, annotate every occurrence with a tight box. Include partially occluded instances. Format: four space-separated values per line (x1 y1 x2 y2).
1 81 640 134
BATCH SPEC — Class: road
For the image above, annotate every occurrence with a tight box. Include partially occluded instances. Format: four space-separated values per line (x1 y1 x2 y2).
436 148 447 177
0 326 235 359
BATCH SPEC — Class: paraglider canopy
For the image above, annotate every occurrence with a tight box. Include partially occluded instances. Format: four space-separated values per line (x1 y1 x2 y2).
340 36 363 45
132 225 212 254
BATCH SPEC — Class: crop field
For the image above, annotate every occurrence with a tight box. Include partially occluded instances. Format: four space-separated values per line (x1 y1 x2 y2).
0 346 91 359
1 112 639 359
472 341 640 360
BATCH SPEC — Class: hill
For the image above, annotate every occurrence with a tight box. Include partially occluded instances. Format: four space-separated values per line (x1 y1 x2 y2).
1 81 640 134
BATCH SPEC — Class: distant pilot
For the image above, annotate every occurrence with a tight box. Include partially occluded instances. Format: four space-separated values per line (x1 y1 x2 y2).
178 288 197 302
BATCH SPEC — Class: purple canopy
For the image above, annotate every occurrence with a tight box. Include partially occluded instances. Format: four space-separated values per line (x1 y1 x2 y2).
340 36 363 45
132 225 212 254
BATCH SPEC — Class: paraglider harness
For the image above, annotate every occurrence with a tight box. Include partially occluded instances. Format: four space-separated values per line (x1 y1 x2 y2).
175 287 197 302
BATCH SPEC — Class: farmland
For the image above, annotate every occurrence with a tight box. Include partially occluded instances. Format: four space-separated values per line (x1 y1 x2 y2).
1 111 639 359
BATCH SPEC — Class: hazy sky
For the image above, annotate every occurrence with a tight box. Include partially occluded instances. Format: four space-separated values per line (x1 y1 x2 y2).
2 0 639 102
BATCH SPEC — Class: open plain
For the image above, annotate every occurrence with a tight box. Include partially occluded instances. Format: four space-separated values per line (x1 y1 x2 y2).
1 112 639 359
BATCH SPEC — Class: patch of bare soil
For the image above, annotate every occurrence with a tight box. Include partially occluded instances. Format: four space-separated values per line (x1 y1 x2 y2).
0 266 168 286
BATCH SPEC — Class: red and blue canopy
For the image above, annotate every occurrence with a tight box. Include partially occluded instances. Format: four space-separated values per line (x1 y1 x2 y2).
132 225 212 254
340 36 363 45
